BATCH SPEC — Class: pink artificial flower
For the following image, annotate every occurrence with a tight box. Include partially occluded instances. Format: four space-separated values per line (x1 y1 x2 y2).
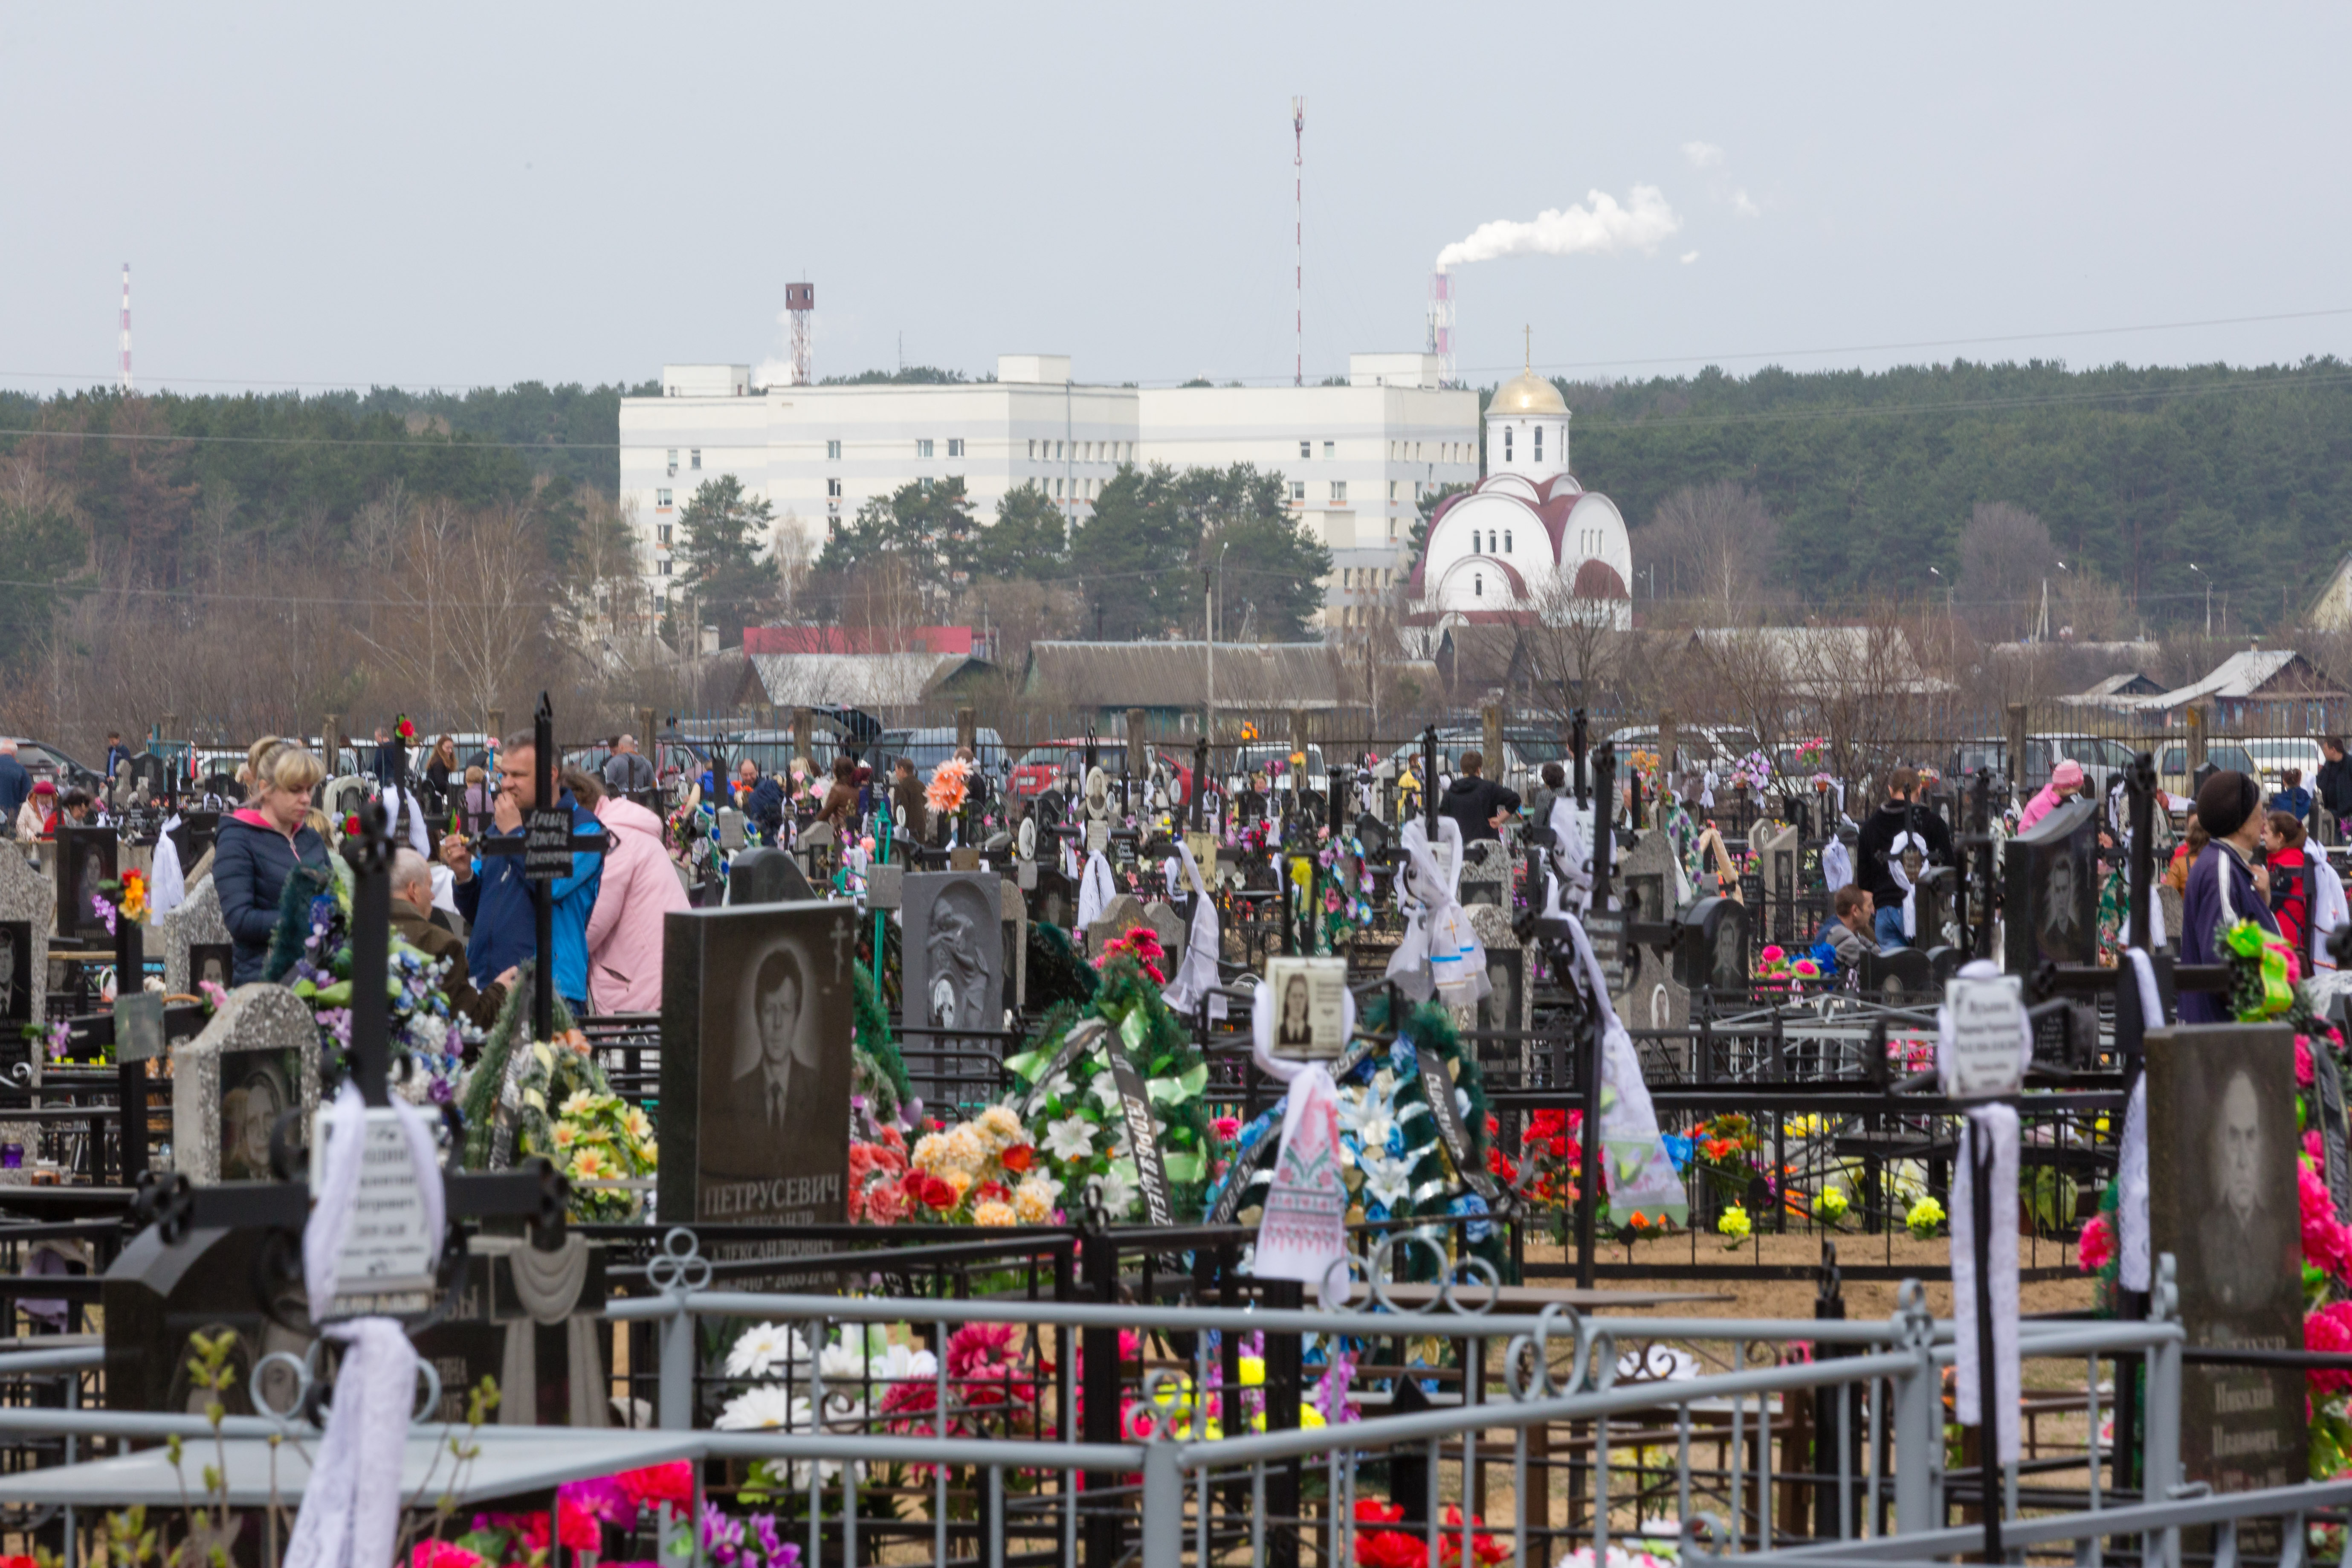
1213 1116 1242 1141
2299 1035 2318 1090
2301 1161 2352 1283
2310 1300 2352 1396
411 1543 484 1568
2077 1212 2116 1272
1759 945 1785 965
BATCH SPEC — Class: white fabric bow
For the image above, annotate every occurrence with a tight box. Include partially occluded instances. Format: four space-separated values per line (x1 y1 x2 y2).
1385 816 1487 1009
2116 948 2163 1293
285 1083 445 1568
1560 912 1686 1226
1886 829 1925 939
150 815 187 920
1075 849 1117 933
1541 793 1595 916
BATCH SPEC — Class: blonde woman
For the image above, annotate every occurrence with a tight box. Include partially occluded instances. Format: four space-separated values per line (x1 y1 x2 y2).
216 740 330 984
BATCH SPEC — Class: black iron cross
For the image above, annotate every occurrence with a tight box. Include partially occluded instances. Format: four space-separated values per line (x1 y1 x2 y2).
477 693 610 1042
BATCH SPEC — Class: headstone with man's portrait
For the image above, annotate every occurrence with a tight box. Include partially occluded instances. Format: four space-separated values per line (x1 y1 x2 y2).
2147 1023 2309 1513
2003 797 2100 977
0 846 48 1080
55 825 116 946
659 900 857 1285
169 983 321 1185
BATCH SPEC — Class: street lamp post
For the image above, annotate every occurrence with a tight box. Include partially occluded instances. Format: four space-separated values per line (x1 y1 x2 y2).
2190 562 2211 636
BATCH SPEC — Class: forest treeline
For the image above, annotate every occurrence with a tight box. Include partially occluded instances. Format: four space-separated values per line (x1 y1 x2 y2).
3 356 2349 634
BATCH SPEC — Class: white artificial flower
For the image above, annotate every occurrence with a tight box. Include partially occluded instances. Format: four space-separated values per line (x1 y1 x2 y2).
724 1322 807 1380
1093 1162 1141 1219
1042 1115 1097 1163
715 1385 799 1431
871 1342 938 1388
1339 1094 1396 1154
1037 1070 1075 1104
1087 1074 1126 1113
1358 1149 1417 1209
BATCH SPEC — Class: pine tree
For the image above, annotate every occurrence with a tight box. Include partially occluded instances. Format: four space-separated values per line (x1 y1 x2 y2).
674 474 776 647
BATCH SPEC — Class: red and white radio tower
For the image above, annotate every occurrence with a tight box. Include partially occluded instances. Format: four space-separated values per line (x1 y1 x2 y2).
1292 98 1305 387
118 264 133 392
785 281 814 386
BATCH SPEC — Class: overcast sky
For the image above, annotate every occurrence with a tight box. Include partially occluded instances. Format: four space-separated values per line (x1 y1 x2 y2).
5 4 2350 397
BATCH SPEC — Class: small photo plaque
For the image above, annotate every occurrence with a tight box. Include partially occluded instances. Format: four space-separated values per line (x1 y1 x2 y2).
1264 956 1349 1062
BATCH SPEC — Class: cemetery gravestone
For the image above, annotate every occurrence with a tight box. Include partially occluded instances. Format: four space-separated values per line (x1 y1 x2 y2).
1084 893 1150 951
168 809 221 876
2004 797 2100 976
55 825 116 946
0 848 48 1080
1000 876 1028 1012
1457 838 1507 908
1753 823 1802 945
1674 896 1751 997
170 985 321 1184
2146 1023 2308 1507
102 1224 312 1416
730 845 818 905
1138 899 1187 958
660 900 858 1285
159 875 231 996
904 872 1005 1034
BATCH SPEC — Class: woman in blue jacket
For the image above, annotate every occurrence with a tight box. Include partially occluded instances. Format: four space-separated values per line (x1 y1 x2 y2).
214 739 330 985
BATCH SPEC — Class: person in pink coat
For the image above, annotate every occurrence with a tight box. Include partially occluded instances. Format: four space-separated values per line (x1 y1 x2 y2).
2016 757 2086 834
572 770 689 1013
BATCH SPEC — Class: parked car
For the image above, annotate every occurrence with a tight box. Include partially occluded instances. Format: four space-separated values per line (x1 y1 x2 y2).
1949 733 2138 797
1382 729 1566 799
2157 742 2258 802
4 739 106 795
872 727 1009 780
1009 739 1195 803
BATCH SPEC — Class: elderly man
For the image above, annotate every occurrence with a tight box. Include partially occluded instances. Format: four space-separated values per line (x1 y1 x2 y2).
438 730 604 1018
389 849 516 1035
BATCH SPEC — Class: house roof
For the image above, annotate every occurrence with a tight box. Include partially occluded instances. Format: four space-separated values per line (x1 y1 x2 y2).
2058 671 2168 704
1021 640 1434 711
2105 648 2346 711
747 652 993 709
743 625 975 656
1686 626 1954 696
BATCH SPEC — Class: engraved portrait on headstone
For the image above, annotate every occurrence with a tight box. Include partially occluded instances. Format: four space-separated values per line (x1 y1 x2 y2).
904 872 1002 1033
0 922 26 1023
57 825 116 944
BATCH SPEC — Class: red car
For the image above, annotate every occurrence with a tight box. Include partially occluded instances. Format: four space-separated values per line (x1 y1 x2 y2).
1009 740 1195 805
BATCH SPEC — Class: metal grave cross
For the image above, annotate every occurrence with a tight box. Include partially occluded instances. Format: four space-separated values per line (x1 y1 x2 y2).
477 693 611 1041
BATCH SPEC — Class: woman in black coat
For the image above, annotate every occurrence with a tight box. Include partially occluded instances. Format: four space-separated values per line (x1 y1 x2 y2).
214 740 330 985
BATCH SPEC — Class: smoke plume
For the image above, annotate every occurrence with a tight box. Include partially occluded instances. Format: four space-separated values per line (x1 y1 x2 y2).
1435 185 1681 270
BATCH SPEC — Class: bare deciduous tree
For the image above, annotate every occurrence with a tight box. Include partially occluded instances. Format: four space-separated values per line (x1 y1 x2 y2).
1637 481 1778 615
1957 501 2057 641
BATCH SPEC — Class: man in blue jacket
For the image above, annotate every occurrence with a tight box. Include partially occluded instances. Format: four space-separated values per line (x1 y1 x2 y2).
438 731 604 1017
0 742 30 835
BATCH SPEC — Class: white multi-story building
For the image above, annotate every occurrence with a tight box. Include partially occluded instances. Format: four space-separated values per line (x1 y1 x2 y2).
617 352 1478 627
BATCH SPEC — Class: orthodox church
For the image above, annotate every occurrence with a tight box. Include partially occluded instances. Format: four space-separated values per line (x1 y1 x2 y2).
1405 359 1632 629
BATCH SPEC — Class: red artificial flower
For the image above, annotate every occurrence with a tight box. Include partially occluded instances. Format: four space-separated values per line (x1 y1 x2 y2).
615 1460 693 1511
999 1143 1034 1173
411 1543 484 1568
343 813 362 838
975 1180 1011 1203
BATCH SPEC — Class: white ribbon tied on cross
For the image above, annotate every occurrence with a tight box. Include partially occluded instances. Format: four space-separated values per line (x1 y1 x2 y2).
1247 977 1356 1300
1541 793 1596 918
2117 948 2164 1293
1385 816 1487 1010
1936 957 2033 1467
284 1083 446 1568
1160 838 1225 1023
1074 848 1117 933
1561 912 1687 1226
1886 829 1926 940
150 814 187 920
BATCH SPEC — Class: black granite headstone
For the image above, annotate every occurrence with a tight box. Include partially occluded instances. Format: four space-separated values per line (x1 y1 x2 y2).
2003 797 2100 975
659 899 856 1285
730 845 817 905
2147 1023 2308 1509
56 825 116 943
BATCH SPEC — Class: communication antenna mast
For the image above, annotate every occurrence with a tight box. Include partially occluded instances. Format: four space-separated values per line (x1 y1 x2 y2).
118 264 133 392
785 281 814 386
1426 268 1456 385
1292 96 1305 387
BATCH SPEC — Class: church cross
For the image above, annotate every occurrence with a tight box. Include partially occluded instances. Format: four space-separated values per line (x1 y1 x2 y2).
1524 324 1532 369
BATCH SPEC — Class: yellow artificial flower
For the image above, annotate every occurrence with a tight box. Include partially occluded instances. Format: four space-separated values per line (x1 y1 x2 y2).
569 1146 618 1182
559 1090 597 1118
1237 1356 1265 1388
972 1199 1016 1227
623 1107 654 1142
1012 1179 1057 1224
974 1105 1025 1150
911 1132 950 1172
941 1168 974 1203
551 1123 580 1151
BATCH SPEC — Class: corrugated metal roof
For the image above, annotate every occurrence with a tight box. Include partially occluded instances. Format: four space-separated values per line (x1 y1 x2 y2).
2107 649 2338 710
748 652 989 708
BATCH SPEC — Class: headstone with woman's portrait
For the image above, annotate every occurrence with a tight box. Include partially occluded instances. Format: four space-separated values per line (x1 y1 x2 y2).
169 984 321 1184
1263 956 1347 1062
659 900 856 1285
55 824 116 945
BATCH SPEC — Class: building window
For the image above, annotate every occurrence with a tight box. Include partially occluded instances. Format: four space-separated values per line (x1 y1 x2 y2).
1504 530 1513 553
1503 428 1513 462
826 478 841 498
1055 441 1064 460
657 523 672 545
1533 427 1542 462
656 488 672 509
917 439 935 458
1300 440 1312 459
919 477 934 493
1028 440 1037 459
1474 573 1483 598
1323 441 1335 459
1330 481 1347 503
659 559 672 576
948 438 965 458
827 439 841 460
690 449 702 470
1388 480 1398 502
1054 478 1063 498
666 449 677 472
1290 481 1305 502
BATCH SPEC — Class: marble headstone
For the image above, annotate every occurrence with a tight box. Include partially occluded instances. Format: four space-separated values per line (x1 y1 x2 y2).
1457 838 1509 908
170 984 321 1185
0 848 48 1080
659 899 857 1285
1084 893 1150 951
1000 876 1028 1010
159 875 231 996
2147 1023 2308 1515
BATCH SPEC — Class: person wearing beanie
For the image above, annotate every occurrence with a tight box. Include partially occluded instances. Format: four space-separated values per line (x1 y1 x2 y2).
2017 758 2087 834
14 779 55 841
2180 769 2277 1024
